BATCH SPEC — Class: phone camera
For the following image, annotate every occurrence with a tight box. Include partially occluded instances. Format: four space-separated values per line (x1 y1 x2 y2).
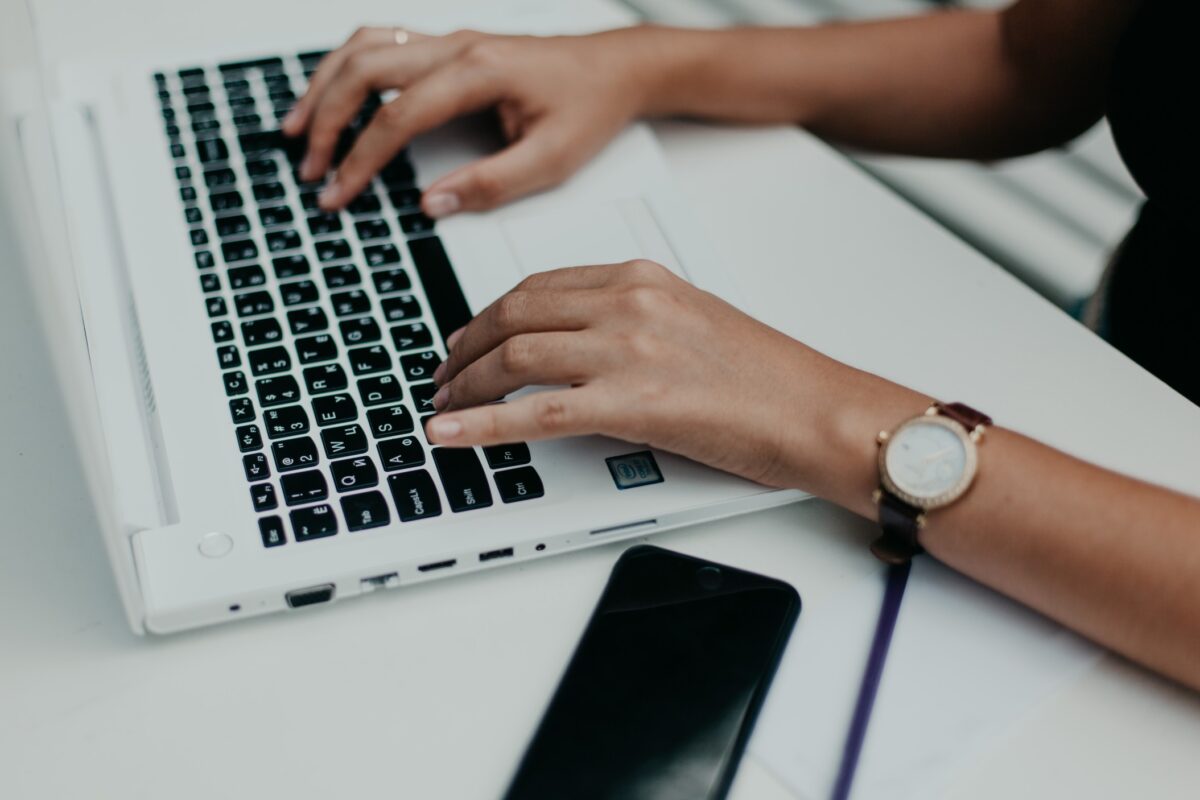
696 565 723 591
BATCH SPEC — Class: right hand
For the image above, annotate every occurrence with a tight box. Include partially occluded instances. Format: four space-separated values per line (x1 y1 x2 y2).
283 27 656 216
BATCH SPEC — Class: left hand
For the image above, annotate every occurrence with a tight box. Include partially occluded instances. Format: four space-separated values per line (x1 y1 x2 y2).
425 260 846 488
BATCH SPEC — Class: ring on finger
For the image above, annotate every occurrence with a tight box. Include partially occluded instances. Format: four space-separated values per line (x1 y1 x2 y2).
393 26 410 46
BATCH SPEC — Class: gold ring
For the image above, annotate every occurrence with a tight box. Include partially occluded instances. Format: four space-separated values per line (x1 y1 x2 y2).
393 27 410 46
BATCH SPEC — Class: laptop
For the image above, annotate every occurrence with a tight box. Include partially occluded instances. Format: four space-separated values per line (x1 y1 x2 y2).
5 1 808 633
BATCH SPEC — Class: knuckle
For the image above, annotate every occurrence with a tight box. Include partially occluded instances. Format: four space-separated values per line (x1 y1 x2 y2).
498 335 534 373
625 258 668 281
493 291 527 330
469 167 505 204
350 26 372 43
619 285 666 316
534 396 572 434
462 40 506 69
343 51 370 80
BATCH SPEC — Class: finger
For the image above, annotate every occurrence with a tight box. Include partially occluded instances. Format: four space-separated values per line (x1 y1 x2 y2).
434 331 606 412
426 388 603 446
283 27 397 137
421 123 576 218
437 288 609 387
319 59 503 209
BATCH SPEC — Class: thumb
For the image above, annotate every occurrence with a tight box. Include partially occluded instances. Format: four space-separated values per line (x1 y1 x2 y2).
421 125 576 217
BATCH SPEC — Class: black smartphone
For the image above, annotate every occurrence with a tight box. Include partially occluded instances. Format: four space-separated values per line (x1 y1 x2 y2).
503 545 801 800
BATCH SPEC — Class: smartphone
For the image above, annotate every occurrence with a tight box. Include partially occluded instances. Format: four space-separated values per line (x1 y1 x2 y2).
503 545 801 800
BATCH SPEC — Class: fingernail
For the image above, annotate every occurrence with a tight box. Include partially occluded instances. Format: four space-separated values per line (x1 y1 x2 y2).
446 328 465 349
318 180 340 208
428 417 462 440
432 363 446 384
432 385 449 411
282 109 300 130
424 191 460 219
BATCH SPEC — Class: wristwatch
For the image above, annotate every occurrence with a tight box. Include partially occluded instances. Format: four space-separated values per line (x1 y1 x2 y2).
871 401 991 564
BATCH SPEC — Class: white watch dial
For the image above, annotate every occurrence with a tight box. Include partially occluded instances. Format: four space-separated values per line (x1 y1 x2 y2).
885 421 968 500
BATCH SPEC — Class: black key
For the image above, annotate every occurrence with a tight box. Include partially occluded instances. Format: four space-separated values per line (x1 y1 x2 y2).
367 405 414 438
259 515 287 548
322 264 360 289
256 375 301 407
321 424 368 459
186 100 216 115
260 206 294 227
241 317 283 346
400 351 441 383
346 193 381 216
174 164 192 181
177 66 204 79
223 76 250 91
432 447 493 512
280 469 328 506
312 393 357 426
247 345 291 376
227 264 266 290
169 142 186 160
303 363 347 395
347 344 389 375
290 503 338 542
219 56 283 73
265 228 301 253
280 280 319 306
272 254 310 279
253 182 286 203
180 186 199 204
204 167 236 188
377 434 426 473
211 319 234 342
483 443 532 469
357 374 402 407
295 333 337 364
379 294 421 323
371 268 411 295
215 214 251 238
196 137 228 163
195 250 215 269
205 296 227 317
408 237 471 344
494 466 544 503
250 483 278 512
340 317 381 346
231 398 258 424
388 186 421 209
216 344 241 369
330 456 379 492
331 289 371 318
233 112 263 129
410 382 438 416
228 95 256 110
265 405 310 440
363 243 400 267
184 206 203 225
222 239 258 263
299 190 320 211
234 290 274 318
222 370 248 396
387 469 441 521
190 228 209 247
390 322 433 353
182 82 210 96
288 306 328 335
380 157 415 188
246 158 278 179
341 491 389 531
243 452 270 481
210 190 243 213
238 129 284 155
272 436 319 472
307 213 343 237
192 117 221 134
316 239 352 263
298 49 330 65
236 423 262 452
355 218 390 241
200 272 220 293
398 212 434 235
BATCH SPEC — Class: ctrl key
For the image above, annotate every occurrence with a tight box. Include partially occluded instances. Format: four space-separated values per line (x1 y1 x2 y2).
259 515 287 548
494 466 544 503
387 470 442 522
290 503 338 542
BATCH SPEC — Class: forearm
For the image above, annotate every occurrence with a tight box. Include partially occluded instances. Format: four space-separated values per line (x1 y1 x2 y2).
785 362 1200 690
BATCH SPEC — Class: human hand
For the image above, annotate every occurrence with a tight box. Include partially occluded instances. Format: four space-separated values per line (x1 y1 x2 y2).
283 26 658 216
424 260 856 488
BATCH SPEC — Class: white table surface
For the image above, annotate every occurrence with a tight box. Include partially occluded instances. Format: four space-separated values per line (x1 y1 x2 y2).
4 1 1200 798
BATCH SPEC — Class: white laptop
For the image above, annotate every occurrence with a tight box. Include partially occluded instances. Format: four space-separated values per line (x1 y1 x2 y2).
4 0 807 633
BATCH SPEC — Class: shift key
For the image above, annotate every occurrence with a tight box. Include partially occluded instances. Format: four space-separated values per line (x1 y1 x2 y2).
431 447 493 512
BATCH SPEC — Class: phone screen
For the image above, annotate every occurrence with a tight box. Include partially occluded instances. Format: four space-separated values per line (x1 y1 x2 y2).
504 545 800 800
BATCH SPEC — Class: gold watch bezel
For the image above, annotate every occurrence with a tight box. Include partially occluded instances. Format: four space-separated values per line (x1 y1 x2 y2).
877 412 980 511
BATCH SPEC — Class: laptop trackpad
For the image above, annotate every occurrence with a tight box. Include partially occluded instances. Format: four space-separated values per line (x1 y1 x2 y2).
499 196 689 281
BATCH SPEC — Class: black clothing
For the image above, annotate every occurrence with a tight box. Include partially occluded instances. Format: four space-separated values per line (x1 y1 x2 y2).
1106 1 1199 404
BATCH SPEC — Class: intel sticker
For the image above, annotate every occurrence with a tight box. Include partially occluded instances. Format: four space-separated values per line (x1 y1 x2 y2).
606 451 664 490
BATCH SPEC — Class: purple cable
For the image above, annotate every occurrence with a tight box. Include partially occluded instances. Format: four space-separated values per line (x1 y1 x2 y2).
830 561 912 800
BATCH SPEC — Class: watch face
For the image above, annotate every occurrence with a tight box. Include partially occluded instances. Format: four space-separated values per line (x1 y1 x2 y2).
884 419 970 503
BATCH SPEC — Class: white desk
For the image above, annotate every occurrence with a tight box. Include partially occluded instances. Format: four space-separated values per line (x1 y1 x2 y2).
4 1 1200 798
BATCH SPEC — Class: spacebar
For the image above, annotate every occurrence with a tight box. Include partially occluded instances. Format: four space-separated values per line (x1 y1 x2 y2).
408 236 473 345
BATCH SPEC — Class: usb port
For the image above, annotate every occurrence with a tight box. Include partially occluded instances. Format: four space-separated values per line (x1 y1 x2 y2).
360 572 399 593
417 559 457 573
479 547 514 563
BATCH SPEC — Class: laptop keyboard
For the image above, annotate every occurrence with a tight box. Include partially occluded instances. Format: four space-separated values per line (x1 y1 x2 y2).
153 52 545 549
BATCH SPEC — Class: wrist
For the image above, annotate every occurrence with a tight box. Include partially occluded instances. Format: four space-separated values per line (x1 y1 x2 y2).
590 26 723 118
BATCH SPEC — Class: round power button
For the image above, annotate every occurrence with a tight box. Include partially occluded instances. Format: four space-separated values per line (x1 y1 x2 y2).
197 532 234 559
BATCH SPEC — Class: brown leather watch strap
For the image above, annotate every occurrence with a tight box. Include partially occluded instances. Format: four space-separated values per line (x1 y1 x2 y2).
934 401 992 433
870 492 924 565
